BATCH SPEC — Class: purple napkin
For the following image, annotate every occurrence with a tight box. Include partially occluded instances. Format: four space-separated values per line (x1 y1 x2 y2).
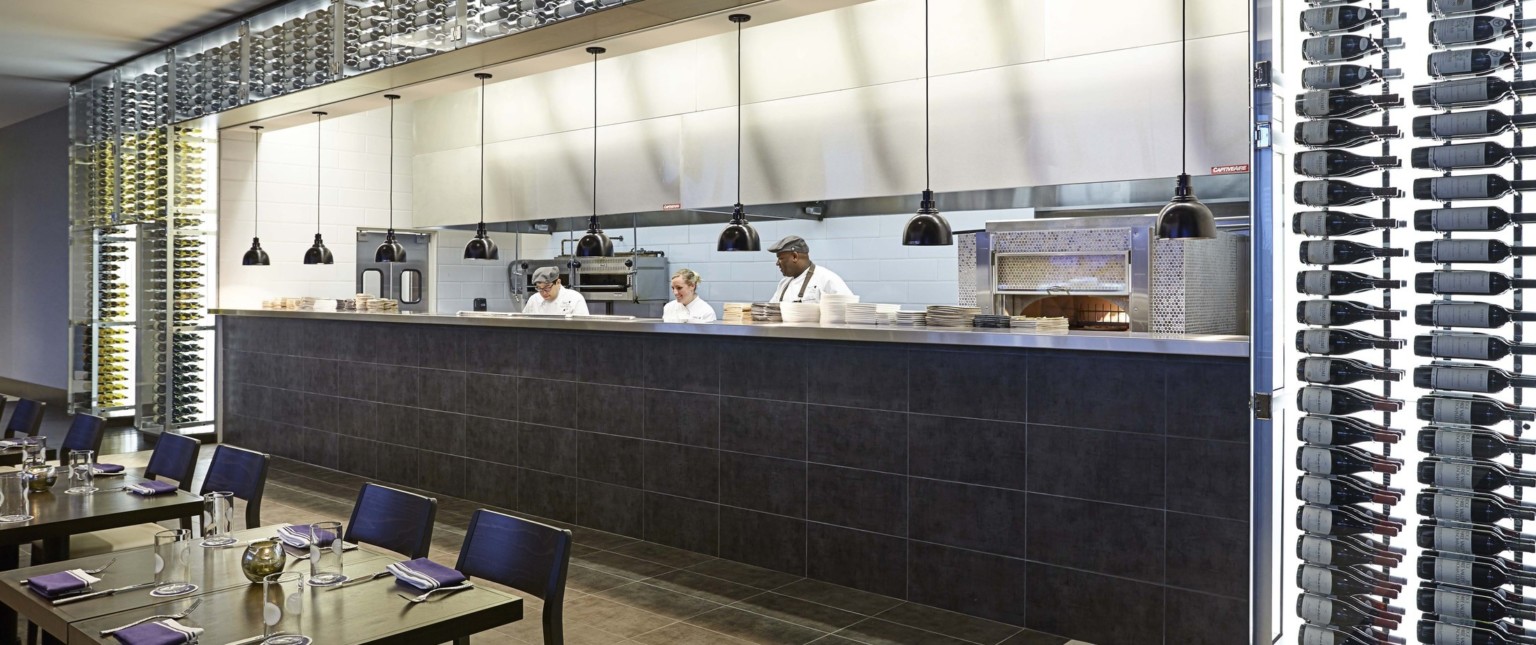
112 619 203 645
93 464 125 474
126 481 177 496
26 569 100 599
276 524 336 549
387 558 468 590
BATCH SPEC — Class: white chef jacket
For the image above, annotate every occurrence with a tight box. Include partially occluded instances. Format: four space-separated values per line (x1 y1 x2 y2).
769 265 853 304
663 298 717 323
523 286 590 315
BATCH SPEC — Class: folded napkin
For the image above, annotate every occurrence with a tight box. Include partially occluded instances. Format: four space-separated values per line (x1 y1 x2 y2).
127 481 177 496
276 525 337 549
26 569 101 599
112 619 203 645
0 440 23 449
387 558 467 590
93 464 125 475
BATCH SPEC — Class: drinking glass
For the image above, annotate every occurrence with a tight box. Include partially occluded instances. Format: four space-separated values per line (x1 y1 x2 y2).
307 521 344 586
201 491 236 547
65 450 96 495
20 437 44 464
0 473 32 523
152 529 195 596
262 571 310 645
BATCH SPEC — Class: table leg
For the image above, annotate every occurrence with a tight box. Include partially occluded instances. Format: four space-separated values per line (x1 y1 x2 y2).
0 545 17 645
37 539 66 567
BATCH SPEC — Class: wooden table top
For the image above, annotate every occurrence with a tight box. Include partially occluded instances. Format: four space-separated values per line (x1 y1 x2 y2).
0 475 203 547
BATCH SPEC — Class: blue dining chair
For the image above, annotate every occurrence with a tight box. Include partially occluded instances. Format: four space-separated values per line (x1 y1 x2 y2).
198 444 271 529
144 433 201 492
453 509 573 645
55 413 106 467
344 483 437 559
4 399 44 439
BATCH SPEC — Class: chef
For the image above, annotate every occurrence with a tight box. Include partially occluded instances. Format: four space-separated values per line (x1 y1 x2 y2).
767 235 853 304
663 268 717 323
523 266 590 315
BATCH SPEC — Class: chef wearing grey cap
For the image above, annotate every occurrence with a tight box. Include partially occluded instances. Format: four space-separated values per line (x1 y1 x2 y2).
767 235 853 304
523 266 590 315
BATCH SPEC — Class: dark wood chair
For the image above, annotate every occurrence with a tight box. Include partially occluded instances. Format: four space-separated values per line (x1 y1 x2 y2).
144 433 202 492
4 399 44 439
344 483 437 559
198 444 270 529
55 413 105 467
453 509 572 645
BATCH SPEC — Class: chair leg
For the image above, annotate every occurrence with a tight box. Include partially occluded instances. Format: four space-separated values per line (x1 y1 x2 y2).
452 638 469 645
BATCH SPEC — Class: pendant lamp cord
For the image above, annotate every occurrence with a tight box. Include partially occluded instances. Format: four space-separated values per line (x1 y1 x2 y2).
924 0 930 191
253 129 260 238
388 98 395 229
315 113 322 234
736 18 743 207
479 77 486 225
1180 0 1187 176
593 49 599 221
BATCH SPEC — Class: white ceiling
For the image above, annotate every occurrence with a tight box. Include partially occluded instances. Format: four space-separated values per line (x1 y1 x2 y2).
0 0 272 130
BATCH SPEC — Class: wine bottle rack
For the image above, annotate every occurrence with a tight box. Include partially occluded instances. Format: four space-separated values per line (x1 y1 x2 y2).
1292 1 1410 642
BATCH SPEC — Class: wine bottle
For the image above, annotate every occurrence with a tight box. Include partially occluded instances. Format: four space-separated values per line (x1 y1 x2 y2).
1301 6 1405 34
1295 119 1403 148
1299 270 1405 295
1427 48 1536 79
1300 534 1403 568
1299 357 1404 385
1413 142 1536 171
1299 386 1406 416
1296 178 1404 206
1429 16 1536 47
1305 35 1407 63
1299 473 1404 505
1300 593 1397 629
1420 488 1536 522
1417 301 1536 329
1418 393 1536 424
1294 210 1403 236
1297 328 1406 355
1299 415 1401 446
1299 443 1404 474
1417 331 1536 360
1299 504 1404 537
1298 300 1404 326
1417 619 1536 645
1415 362 1536 393
1419 519 1536 557
1417 239 1536 264
1300 240 1407 265
1421 426 1536 460
1429 0 1521 18
1302 64 1405 90
1414 175 1536 201
1418 583 1536 621
1295 150 1403 178
1414 77 1536 109
1301 563 1403 598
1413 110 1536 140
1419 456 1536 490
1295 89 1404 118
1416 270 1536 295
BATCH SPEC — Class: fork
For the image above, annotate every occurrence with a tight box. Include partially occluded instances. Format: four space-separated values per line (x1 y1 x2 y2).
99 598 203 635
397 583 474 603
20 558 116 586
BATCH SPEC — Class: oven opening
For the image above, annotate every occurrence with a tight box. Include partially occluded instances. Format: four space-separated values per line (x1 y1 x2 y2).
1008 295 1130 332
577 273 628 291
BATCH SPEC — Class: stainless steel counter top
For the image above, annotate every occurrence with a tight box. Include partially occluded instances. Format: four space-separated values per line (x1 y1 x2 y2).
211 308 1250 358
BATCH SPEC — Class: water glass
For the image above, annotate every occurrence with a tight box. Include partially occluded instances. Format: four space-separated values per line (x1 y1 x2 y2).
152 529 195 596
20 437 44 464
307 521 344 586
65 450 96 495
201 491 236 547
262 571 309 645
0 473 32 523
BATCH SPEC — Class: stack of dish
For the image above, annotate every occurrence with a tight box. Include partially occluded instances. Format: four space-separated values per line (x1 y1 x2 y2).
926 305 981 328
751 302 782 323
723 303 753 323
780 302 822 323
846 303 900 325
972 314 1012 329
1011 316 1071 333
894 310 928 327
818 293 861 325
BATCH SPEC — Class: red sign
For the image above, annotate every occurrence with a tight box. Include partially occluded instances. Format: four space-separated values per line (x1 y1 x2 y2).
1211 164 1250 175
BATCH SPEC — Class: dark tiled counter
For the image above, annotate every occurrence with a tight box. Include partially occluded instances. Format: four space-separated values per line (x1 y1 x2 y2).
217 312 1252 645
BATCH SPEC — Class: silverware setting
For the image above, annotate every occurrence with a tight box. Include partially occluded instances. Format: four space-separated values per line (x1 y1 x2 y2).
53 580 158 605
222 631 288 645
19 558 116 586
99 598 203 635
397 583 474 604
94 486 128 493
329 570 390 590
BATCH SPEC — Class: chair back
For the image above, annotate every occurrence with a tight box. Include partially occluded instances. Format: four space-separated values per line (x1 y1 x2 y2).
344 483 437 559
145 433 202 491
4 399 44 439
57 414 106 466
198 445 270 528
456 509 572 645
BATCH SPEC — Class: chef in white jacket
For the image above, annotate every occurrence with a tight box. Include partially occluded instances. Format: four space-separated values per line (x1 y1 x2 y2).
662 268 716 323
766 235 853 304
523 266 589 315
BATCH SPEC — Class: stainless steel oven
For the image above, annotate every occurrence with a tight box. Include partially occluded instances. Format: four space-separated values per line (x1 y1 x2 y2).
509 252 669 305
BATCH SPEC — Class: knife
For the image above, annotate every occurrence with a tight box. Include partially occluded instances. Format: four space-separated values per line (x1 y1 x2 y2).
52 581 157 605
222 632 287 645
328 570 391 590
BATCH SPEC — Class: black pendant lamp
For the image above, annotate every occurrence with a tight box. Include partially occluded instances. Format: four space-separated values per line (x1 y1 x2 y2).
901 0 952 246
464 73 500 260
375 94 408 262
717 13 761 252
242 125 271 266
1155 0 1217 240
303 111 335 265
576 47 614 257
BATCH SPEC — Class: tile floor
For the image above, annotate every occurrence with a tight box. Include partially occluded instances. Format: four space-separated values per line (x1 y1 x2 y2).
68 436 1096 645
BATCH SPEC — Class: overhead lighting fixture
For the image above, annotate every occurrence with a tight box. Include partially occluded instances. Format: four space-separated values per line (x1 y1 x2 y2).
242 125 271 266
901 0 952 247
303 111 334 265
717 13 761 252
1155 0 1217 240
576 46 614 258
464 73 500 260
375 94 407 262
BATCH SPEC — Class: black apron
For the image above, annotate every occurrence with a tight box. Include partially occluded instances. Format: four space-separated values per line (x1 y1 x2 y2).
775 264 817 303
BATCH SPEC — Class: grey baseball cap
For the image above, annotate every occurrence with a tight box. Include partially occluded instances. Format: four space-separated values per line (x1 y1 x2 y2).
768 235 809 254
532 266 560 284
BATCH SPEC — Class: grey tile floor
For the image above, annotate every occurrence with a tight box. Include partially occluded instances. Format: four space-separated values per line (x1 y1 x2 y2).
79 439 1092 645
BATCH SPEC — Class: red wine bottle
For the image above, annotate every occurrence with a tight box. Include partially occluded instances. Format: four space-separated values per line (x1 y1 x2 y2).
1296 150 1403 178
1301 240 1407 265
1416 206 1536 231
1419 456 1536 490
1416 239 1536 263
1429 0 1521 18
1300 414 1401 446
1299 443 1404 474
1429 16 1536 47
1296 119 1404 147
1416 331 1536 360
1419 519 1536 556
1414 77 1536 109
1300 357 1404 385
1298 299 1404 326
1414 175 1536 200
1415 301 1536 328
1417 619 1536 645
1420 552 1536 589
1418 583 1536 621
1418 488 1536 522
1299 593 1397 629
1301 563 1404 598
1296 89 1404 118
1296 179 1403 206
1294 210 1403 236
1415 270 1536 295
1300 270 1405 295
1305 35 1406 62
1299 534 1404 568
1414 110 1536 140
1303 64 1405 90
1414 362 1536 393
1427 48 1536 79
1297 328 1406 355
1301 6 1405 34
1412 142 1536 171
1298 386 1406 416
1299 503 1404 537
1418 393 1536 424
1299 473 1404 505
1421 425 1536 459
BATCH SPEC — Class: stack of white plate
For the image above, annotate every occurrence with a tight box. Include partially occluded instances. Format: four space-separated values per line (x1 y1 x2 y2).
894 310 928 326
751 302 782 323
781 302 822 323
1011 316 1070 333
723 303 753 323
847 303 901 325
926 305 981 328
818 294 861 325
